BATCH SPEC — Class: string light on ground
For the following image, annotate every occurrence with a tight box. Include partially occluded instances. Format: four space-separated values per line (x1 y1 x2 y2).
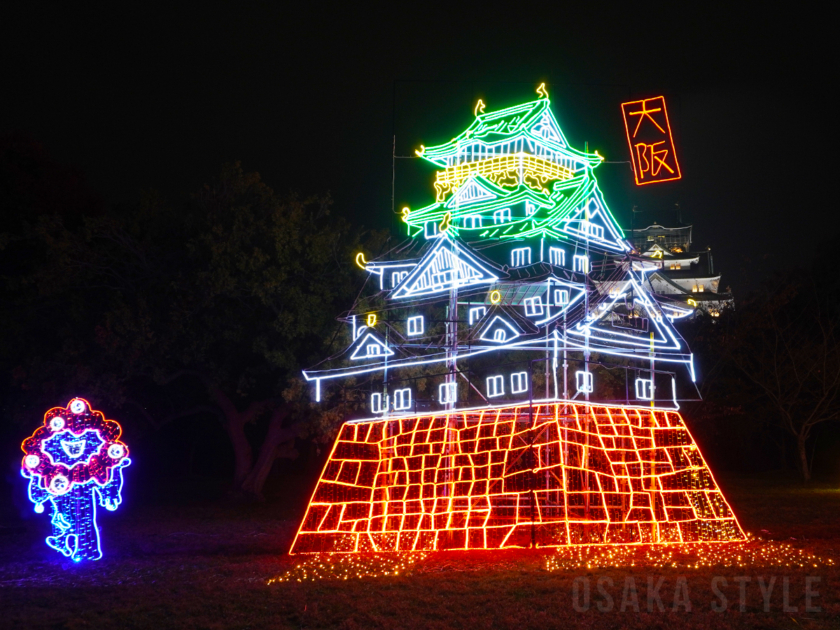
268 551 429 584
543 535 836 572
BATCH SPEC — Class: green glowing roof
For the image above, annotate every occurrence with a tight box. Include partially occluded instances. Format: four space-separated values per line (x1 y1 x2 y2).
420 98 602 170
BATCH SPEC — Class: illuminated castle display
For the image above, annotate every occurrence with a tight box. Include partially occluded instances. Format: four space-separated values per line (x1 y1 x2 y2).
292 87 744 553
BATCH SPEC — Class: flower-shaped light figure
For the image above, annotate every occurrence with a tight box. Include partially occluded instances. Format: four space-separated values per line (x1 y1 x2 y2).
21 398 131 562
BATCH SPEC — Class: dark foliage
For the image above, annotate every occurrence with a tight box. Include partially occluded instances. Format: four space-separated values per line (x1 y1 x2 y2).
1 148 385 499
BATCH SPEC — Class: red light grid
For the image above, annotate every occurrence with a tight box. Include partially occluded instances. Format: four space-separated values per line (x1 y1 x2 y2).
291 402 744 554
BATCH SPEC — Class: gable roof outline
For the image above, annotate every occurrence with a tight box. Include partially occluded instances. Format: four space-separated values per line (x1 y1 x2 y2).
443 175 500 209
477 314 523 344
420 99 601 170
348 332 395 361
566 274 685 353
390 234 501 300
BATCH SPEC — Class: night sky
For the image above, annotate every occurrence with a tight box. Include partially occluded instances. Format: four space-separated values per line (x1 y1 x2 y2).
1 3 831 293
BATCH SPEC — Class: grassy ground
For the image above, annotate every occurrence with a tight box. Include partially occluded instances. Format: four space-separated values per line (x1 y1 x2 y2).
1 472 839 629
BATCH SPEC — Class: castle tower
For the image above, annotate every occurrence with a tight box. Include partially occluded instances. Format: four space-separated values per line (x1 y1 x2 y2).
291 87 744 553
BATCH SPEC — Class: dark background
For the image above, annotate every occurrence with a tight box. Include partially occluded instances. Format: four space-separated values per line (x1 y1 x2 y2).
1 2 833 292
0 2 836 510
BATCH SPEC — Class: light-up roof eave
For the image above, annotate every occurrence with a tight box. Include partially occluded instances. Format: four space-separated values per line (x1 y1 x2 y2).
422 136 600 172
420 99 601 170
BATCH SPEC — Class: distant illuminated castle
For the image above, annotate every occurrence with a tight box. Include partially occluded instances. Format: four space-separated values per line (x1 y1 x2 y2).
291 87 744 553
629 222 733 318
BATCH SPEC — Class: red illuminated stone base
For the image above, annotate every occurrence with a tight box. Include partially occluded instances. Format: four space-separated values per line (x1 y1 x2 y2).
290 402 745 553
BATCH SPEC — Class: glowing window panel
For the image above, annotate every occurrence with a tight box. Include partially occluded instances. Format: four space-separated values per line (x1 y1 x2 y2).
290 401 745 554
554 289 570 305
635 378 653 400
549 247 565 266
511 247 531 267
407 315 424 336
391 271 408 287
463 215 483 229
393 388 412 411
523 296 544 317
525 201 536 216
20 398 131 562
469 306 487 325
620 96 682 186
576 371 593 393
493 329 507 342
510 372 528 394
439 383 457 404
573 254 589 273
493 208 511 224
371 393 387 414
486 375 504 398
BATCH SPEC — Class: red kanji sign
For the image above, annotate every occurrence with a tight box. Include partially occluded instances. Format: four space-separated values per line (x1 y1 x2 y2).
621 96 681 186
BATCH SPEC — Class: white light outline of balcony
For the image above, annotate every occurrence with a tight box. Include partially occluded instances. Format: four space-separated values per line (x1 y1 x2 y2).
576 370 593 393
486 375 505 398
406 315 424 336
393 388 412 410
511 371 528 394
511 247 531 267
635 378 653 401
303 287 693 386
